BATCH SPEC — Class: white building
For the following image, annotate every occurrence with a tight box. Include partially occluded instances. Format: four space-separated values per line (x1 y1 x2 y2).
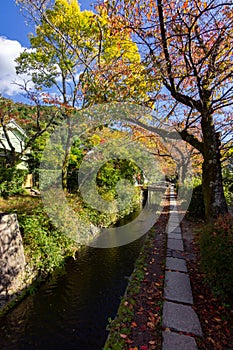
0 120 29 170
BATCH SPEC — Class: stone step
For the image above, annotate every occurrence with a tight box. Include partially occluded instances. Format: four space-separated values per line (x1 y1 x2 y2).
167 232 182 239
166 257 187 272
162 301 203 336
164 271 193 304
162 331 198 350
167 238 184 251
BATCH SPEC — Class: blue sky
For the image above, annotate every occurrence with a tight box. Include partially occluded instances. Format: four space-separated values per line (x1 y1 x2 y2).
0 0 93 100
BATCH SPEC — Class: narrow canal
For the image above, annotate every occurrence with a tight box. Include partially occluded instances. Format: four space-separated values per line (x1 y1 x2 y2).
0 191 160 350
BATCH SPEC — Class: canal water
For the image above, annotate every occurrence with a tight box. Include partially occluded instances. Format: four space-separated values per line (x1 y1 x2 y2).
0 191 162 350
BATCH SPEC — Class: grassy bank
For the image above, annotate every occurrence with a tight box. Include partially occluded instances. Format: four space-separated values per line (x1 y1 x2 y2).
0 190 141 315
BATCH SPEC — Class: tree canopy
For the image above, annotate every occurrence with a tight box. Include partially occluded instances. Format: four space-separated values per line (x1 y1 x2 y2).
14 0 233 220
16 0 156 107
102 0 233 219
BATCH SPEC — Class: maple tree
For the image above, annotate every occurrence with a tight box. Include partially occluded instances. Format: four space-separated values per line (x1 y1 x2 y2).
102 0 233 221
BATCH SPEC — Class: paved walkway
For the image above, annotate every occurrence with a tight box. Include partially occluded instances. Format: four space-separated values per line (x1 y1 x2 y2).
162 188 203 350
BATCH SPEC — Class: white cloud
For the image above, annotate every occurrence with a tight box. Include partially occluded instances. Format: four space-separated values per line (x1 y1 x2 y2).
0 36 32 96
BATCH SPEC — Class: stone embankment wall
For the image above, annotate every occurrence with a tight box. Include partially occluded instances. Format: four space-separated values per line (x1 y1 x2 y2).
0 213 25 308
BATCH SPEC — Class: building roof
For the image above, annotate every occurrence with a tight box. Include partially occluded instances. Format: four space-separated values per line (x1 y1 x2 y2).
0 120 28 154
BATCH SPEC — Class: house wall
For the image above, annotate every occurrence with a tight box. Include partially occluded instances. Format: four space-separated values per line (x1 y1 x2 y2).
0 129 25 153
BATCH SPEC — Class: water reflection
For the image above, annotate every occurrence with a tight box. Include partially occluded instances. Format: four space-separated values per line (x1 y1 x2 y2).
0 236 145 350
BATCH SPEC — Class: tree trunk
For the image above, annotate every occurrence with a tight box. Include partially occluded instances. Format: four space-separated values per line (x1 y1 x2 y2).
201 114 228 221
62 119 72 192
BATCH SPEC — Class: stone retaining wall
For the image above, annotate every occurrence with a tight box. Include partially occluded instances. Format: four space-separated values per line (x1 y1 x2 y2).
0 213 25 307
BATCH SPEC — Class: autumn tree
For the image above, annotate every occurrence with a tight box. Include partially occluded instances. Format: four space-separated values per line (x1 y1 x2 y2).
15 0 156 189
103 0 233 220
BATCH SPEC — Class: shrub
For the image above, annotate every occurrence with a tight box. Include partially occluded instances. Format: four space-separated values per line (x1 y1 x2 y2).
0 167 27 198
188 184 205 219
198 214 233 303
180 177 205 219
222 168 233 206
18 210 78 276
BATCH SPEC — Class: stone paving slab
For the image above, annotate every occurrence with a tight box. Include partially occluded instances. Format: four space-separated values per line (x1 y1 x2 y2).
168 215 180 221
169 215 179 219
166 249 186 259
168 217 180 222
166 224 181 234
164 271 193 304
166 257 187 272
167 233 182 239
163 301 203 336
170 228 182 234
162 331 198 350
167 238 184 251
167 229 182 235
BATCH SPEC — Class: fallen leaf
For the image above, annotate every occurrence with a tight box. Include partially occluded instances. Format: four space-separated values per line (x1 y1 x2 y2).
147 321 155 329
120 334 127 339
148 340 156 345
140 346 148 350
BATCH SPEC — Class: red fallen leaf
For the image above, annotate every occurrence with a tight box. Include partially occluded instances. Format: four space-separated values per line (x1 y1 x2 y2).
140 346 148 350
131 321 137 328
137 311 144 315
225 327 230 336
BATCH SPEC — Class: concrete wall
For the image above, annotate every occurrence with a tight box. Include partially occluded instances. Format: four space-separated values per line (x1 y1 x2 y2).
0 213 25 305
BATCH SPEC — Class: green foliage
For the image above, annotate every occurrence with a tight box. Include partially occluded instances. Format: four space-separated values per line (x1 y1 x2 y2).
28 131 50 185
188 184 205 219
222 168 233 206
0 167 27 198
15 0 146 108
66 133 142 226
198 214 233 304
18 209 78 275
181 177 205 219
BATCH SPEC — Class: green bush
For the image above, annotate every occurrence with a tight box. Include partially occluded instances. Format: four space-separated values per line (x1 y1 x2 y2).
223 168 233 206
198 214 233 303
188 184 205 219
18 210 78 276
0 167 27 198
180 177 205 219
